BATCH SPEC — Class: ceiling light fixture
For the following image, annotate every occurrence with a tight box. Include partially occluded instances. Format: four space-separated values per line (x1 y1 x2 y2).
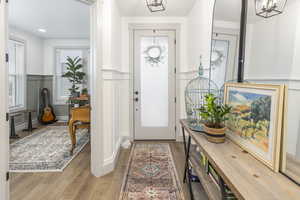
146 0 166 13
74 0 96 5
38 29 47 33
255 0 287 18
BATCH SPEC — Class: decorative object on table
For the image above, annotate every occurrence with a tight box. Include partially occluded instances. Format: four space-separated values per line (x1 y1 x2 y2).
185 56 219 132
188 168 200 182
81 88 88 97
199 94 232 143
62 56 86 98
224 83 286 172
10 126 89 172
146 0 166 12
39 88 57 125
119 143 185 200
198 55 204 76
255 0 287 18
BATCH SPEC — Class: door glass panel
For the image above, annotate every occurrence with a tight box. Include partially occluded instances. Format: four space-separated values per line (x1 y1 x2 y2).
210 39 230 88
140 36 169 127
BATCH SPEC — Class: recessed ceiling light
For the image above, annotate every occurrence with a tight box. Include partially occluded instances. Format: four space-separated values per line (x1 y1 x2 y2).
38 29 47 33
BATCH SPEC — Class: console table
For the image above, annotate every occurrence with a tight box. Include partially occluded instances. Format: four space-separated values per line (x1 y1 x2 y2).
180 119 300 200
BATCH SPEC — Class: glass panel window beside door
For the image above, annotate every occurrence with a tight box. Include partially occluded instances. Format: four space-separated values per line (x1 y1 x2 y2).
8 39 26 111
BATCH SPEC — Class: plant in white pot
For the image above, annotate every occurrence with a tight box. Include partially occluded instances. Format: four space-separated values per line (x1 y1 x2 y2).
199 94 232 143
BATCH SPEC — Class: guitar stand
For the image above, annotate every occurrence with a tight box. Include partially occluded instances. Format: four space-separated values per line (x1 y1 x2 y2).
23 111 37 132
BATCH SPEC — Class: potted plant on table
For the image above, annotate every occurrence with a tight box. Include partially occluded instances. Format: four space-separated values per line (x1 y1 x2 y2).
199 94 232 143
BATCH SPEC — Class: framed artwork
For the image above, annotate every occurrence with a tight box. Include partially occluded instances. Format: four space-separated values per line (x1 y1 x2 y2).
224 83 286 172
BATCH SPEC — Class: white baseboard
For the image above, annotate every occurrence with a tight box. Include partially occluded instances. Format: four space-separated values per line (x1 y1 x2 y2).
176 135 184 142
102 137 122 174
56 116 68 121
15 119 38 132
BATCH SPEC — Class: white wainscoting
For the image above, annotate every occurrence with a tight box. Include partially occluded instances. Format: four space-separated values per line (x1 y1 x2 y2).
245 77 300 159
101 68 130 174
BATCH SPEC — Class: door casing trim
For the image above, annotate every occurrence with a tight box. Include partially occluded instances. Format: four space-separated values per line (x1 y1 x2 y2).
128 23 181 142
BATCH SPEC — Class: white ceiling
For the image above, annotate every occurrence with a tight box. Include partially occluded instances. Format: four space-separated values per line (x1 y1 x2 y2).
9 0 90 39
214 0 242 22
116 0 196 16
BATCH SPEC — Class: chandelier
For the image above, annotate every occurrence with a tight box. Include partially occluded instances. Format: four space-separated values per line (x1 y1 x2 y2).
255 0 287 18
146 0 166 12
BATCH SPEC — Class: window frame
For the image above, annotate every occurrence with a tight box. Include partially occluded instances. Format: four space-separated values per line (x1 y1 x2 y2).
8 37 27 112
53 46 90 105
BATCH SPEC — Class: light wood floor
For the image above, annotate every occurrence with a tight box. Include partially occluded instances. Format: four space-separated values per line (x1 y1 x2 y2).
10 141 203 200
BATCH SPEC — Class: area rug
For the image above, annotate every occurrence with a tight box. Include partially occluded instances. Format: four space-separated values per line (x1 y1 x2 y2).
119 143 185 200
10 126 89 172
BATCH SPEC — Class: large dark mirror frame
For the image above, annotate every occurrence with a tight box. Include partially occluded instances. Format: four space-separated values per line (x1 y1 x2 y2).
211 0 300 185
209 0 243 89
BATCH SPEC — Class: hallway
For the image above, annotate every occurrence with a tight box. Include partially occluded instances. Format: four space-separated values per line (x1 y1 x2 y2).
10 142 198 200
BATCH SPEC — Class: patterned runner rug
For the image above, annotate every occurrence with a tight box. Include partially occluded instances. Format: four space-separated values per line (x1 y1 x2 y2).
10 126 89 172
119 143 185 200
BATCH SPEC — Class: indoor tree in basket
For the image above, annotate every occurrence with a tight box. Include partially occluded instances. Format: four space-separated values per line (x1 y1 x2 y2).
62 56 86 97
199 94 232 143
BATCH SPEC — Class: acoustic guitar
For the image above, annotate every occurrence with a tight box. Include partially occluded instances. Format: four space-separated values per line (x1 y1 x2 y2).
39 88 57 124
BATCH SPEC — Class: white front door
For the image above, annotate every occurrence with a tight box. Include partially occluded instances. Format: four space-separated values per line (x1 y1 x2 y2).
0 0 9 199
134 30 176 140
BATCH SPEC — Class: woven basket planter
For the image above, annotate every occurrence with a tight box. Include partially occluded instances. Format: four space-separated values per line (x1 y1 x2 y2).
203 124 226 143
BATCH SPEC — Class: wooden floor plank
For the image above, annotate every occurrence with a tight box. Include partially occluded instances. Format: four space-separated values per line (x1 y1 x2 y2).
10 142 204 200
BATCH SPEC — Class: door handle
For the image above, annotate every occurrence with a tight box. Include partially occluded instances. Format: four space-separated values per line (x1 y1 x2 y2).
134 97 139 102
135 91 139 95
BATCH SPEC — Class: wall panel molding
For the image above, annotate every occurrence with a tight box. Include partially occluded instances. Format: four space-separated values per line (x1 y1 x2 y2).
245 77 300 91
177 70 198 80
102 68 130 80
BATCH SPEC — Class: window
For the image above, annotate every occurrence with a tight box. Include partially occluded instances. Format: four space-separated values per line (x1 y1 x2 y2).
54 48 89 104
8 39 26 111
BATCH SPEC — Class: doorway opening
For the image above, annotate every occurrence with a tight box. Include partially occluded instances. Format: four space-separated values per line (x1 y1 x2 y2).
133 29 177 140
7 0 95 198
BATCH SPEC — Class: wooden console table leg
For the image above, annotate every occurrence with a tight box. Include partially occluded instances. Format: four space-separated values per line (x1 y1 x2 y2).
69 120 76 155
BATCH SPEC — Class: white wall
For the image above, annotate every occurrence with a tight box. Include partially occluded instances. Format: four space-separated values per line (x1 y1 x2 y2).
174 0 215 124
244 1 300 158
121 17 188 72
187 0 215 71
100 0 124 173
43 39 90 75
9 26 44 75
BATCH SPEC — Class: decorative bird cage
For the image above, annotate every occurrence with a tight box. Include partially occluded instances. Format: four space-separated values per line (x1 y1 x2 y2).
185 76 219 131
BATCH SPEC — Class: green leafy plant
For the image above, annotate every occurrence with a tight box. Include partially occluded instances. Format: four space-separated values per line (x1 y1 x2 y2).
199 94 232 129
81 88 88 95
62 56 86 96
